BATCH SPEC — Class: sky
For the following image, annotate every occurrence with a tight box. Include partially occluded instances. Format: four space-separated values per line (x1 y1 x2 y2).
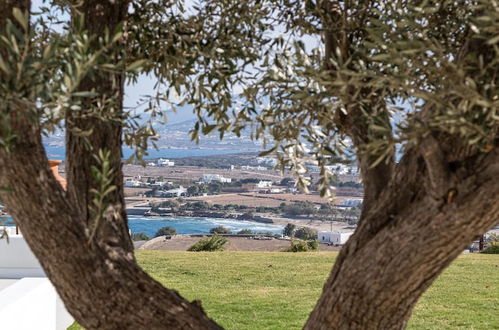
31 0 195 125
29 1 322 126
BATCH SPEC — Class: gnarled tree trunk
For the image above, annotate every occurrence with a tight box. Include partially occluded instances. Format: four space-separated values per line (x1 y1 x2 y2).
0 2 221 329
0 1 497 330
304 3 498 328
305 145 499 329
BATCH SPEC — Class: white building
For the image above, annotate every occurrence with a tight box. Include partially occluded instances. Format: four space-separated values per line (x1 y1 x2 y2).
342 199 363 207
154 186 187 197
255 181 273 188
0 226 74 329
151 181 168 187
241 165 268 171
157 158 175 167
124 180 141 187
202 174 231 183
256 157 278 166
318 231 353 245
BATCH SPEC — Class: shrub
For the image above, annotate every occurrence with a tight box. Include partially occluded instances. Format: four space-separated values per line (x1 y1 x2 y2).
154 226 177 237
481 243 499 254
210 226 232 234
307 240 319 251
294 227 317 240
131 232 150 241
283 223 296 237
188 234 228 252
285 239 319 252
237 229 253 235
281 202 317 216
186 201 210 210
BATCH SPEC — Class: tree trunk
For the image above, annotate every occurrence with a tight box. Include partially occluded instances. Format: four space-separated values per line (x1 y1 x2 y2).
305 148 499 329
0 2 222 329
65 0 133 253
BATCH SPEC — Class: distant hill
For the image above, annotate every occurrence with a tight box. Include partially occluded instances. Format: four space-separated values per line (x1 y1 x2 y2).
43 119 264 156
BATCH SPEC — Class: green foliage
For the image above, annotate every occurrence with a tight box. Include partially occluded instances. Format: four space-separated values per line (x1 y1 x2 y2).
281 202 317 216
185 201 210 210
285 240 319 252
188 234 228 252
131 232 150 241
334 181 363 189
151 199 180 210
72 252 499 330
307 240 319 251
294 227 318 241
187 185 199 196
210 226 232 235
283 223 296 237
481 243 499 254
208 182 222 194
88 149 117 243
280 178 295 186
155 226 177 237
237 229 253 235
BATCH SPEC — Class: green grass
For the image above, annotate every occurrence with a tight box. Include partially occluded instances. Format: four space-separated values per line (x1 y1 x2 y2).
70 252 499 329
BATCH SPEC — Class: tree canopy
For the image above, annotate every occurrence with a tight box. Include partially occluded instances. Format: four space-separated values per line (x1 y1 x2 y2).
0 0 498 329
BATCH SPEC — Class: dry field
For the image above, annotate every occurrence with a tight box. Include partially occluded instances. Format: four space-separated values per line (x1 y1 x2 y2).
123 165 286 182
186 192 361 207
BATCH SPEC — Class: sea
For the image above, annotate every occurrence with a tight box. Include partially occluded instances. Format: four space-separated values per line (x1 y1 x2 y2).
1 215 284 238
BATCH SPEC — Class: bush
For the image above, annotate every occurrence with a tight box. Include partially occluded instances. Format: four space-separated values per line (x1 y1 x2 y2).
294 227 317 240
237 229 253 235
155 226 177 237
131 232 150 241
188 234 228 252
283 223 296 237
281 202 317 216
307 240 319 251
186 201 210 210
481 243 499 254
210 226 232 234
285 239 319 252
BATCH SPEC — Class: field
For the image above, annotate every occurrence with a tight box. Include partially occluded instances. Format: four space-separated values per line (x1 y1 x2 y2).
123 165 286 182
69 252 499 329
140 236 341 252
186 192 362 207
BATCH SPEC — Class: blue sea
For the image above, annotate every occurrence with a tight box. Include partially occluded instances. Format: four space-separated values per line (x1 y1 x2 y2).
1 215 283 237
128 216 283 237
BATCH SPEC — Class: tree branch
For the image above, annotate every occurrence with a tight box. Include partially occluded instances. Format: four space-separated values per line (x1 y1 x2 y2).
420 134 451 200
321 0 394 213
65 0 133 252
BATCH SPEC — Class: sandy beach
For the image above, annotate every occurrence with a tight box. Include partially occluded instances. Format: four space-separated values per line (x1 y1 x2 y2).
265 215 356 233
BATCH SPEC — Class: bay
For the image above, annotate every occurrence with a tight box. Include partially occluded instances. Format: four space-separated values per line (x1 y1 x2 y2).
129 216 284 237
1 215 284 238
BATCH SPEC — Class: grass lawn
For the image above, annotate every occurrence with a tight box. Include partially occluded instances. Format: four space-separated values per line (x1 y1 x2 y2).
70 251 499 329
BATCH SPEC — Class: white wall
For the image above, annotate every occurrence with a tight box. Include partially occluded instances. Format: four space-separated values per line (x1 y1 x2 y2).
318 231 353 245
0 278 74 330
0 232 45 279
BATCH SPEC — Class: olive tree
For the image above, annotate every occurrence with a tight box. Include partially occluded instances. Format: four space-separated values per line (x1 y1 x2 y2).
0 0 498 329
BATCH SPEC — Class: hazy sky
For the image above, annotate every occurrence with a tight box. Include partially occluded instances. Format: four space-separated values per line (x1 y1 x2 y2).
31 0 195 125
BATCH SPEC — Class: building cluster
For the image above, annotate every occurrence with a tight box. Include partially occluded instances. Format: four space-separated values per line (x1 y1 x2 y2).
240 165 268 171
152 186 187 198
202 174 232 183
256 157 278 167
255 180 296 194
147 158 175 167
